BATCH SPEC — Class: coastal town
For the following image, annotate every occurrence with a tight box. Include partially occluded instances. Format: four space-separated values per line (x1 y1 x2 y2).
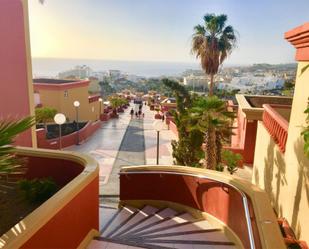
0 1 308 249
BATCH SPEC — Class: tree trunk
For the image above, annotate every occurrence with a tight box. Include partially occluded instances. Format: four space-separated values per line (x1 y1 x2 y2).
204 128 217 169
215 131 222 165
209 74 214 96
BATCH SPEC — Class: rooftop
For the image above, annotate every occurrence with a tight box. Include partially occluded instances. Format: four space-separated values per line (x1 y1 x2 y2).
33 78 78 84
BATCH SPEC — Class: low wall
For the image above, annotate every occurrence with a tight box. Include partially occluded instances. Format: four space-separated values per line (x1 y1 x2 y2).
0 147 99 249
169 120 178 137
120 166 285 249
36 120 101 149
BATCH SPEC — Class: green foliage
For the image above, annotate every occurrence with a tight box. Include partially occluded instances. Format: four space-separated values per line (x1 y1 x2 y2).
215 163 224 172
189 96 235 169
0 117 35 178
99 79 116 98
301 101 309 158
35 107 57 125
19 178 58 203
221 150 242 175
163 79 204 167
171 129 204 167
283 80 294 90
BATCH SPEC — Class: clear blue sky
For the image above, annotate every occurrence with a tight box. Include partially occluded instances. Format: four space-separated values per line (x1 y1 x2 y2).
29 0 309 65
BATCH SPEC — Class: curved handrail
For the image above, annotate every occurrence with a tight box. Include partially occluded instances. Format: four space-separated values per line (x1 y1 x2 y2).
119 170 256 249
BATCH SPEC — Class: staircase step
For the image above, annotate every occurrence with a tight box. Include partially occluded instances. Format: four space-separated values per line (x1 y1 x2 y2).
99 206 119 232
111 205 159 238
132 212 197 237
101 206 137 237
144 239 235 249
119 208 178 238
88 239 146 249
139 220 214 238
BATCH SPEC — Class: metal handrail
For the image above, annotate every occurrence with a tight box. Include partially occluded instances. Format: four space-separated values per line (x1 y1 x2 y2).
119 170 256 249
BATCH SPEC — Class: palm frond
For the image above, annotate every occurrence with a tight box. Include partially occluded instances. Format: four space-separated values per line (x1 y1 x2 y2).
0 116 35 176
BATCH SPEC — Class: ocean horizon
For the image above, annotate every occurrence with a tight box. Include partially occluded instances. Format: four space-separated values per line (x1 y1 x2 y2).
31 57 203 78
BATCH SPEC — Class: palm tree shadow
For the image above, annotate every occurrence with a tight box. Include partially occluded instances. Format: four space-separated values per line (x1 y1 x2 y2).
290 137 309 238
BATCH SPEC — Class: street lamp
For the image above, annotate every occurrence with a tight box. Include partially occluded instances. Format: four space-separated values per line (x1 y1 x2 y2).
153 120 165 165
54 113 66 150
99 97 103 120
73 100 80 145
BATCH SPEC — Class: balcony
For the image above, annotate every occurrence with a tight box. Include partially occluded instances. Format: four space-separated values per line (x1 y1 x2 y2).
262 104 291 153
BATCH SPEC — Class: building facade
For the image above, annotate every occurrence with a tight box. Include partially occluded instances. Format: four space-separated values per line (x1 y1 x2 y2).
33 79 102 122
252 23 309 242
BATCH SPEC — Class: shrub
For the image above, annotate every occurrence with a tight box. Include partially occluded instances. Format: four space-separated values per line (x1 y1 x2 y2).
19 178 59 203
222 150 242 175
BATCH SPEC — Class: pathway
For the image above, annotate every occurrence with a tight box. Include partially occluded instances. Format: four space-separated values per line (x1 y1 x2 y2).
102 117 145 196
67 105 132 193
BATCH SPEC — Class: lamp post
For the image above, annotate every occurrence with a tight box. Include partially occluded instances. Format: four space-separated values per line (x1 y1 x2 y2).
153 120 165 165
99 97 103 120
73 100 80 145
54 113 66 150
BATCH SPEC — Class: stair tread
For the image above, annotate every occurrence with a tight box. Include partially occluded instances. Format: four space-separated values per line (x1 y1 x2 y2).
145 241 236 249
88 239 145 249
119 208 178 237
101 206 137 237
99 206 119 232
132 212 196 236
139 220 215 237
111 205 159 238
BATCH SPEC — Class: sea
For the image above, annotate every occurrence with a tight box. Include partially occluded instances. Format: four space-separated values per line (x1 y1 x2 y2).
31 58 200 78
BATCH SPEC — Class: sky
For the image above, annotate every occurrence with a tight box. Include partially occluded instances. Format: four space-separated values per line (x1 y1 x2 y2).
28 0 309 65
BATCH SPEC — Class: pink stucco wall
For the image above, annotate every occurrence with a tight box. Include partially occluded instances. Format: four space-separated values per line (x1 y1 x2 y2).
0 0 33 146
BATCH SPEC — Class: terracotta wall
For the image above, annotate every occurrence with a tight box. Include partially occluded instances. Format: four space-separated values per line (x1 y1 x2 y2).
228 108 257 165
169 120 179 137
0 0 36 147
120 173 261 249
36 120 101 149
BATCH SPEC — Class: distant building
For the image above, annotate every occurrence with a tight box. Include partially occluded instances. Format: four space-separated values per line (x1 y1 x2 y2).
33 79 101 121
108 70 122 80
58 65 92 79
183 75 209 88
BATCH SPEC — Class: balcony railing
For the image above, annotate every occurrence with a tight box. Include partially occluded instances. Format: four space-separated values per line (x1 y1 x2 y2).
262 104 291 153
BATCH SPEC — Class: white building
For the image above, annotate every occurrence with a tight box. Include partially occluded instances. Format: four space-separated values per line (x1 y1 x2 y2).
183 75 209 88
58 65 92 79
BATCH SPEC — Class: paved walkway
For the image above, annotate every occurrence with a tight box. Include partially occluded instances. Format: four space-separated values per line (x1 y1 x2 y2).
67 105 132 193
102 117 145 196
67 103 177 202
143 107 177 165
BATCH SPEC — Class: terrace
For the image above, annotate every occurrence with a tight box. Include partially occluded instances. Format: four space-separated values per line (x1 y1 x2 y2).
0 0 307 248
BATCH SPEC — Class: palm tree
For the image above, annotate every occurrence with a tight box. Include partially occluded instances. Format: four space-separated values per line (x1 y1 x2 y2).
192 14 237 96
190 96 235 169
0 117 35 190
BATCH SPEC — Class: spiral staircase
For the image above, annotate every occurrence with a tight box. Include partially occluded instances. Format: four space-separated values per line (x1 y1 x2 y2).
88 205 235 249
